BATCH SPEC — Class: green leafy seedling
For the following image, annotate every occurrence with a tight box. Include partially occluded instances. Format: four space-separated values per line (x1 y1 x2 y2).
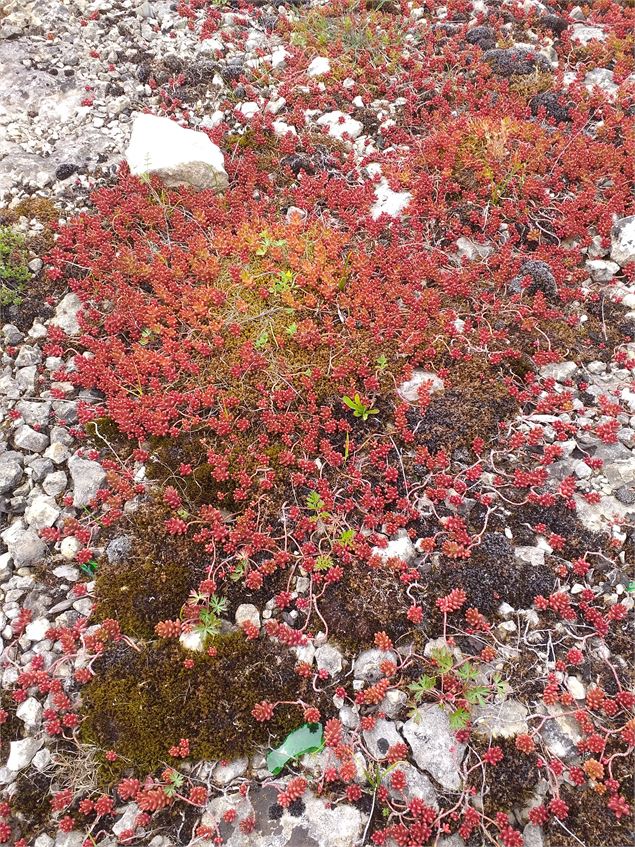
342 393 379 421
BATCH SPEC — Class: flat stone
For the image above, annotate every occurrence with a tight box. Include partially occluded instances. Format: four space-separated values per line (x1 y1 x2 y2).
235 603 261 630
398 370 444 402
1 524 46 566
514 546 545 567
16 400 51 426
371 531 416 565
213 757 248 785
571 24 606 45
382 761 438 808
51 292 83 336
472 699 529 738
307 56 330 77
316 111 363 142
13 425 49 453
363 717 402 759
402 705 466 790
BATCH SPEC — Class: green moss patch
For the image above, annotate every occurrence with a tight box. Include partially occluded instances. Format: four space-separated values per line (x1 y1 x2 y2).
81 633 317 779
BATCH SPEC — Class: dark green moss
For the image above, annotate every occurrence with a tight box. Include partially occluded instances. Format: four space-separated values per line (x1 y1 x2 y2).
95 503 205 638
10 769 54 842
318 560 413 651
81 633 320 781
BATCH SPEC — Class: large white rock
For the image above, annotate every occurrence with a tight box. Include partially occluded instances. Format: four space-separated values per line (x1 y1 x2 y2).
571 24 606 45
316 111 363 141
126 114 228 192
371 179 411 220
611 216 635 267
371 530 416 565
51 292 82 336
307 56 331 77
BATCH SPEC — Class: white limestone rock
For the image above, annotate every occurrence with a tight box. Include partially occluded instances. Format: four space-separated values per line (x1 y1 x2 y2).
126 114 228 192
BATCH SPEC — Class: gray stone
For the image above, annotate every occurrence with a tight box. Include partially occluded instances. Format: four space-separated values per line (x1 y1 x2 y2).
3 324 24 345
6 736 42 771
538 361 577 382
353 648 397 682
363 717 402 759
1 524 46 566
45 442 71 465
50 426 74 447
615 485 635 505
13 425 49 452
43 471 67 497
382 761 438 808
235 603 261 630
382 688 407 718
539 705 583 762
53 400 79 424
27 456 54 483
611 216 635 267
14 345 42 367
16 365 37 393
523 824 545 847
213 757 248 785
472 699 529 738
16 696 42 728
106 535 132 563
68 457 106 507
402 705 466 790
315 643 343 677
585 259 619 282
16 400 51 426
54 833 84 847
0 459 23 494
51 292 83 337
514 546 545 567
25 495 61 530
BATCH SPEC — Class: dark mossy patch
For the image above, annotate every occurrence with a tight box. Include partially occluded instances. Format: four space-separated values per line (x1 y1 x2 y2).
95 503 206 638
10 768 54 842
426 531 555 617
81 632 322 780
146 433 241 510
318 560 413 651
509 500 603 559
468 737 540 817
548 782 635 847
410 382 517 455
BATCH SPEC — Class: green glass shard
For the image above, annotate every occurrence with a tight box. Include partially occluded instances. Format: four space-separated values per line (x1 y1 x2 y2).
266 723 324 776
